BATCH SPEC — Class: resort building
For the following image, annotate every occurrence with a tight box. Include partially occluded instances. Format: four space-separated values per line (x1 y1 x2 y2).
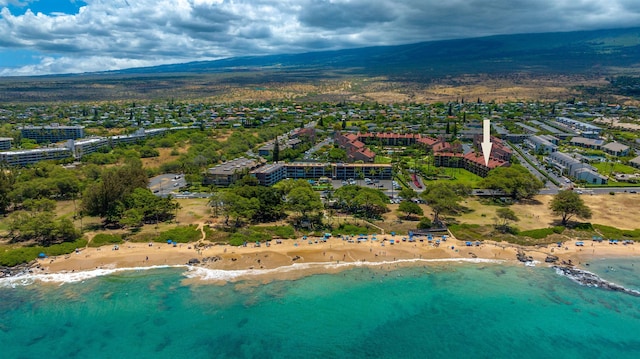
110 128 148 146
333 163 392 181
20 124 85 143
546 151 608 184
248 161 393 186
514 122 540 134
555 117 602 137
0 137 12 150
602 142 630 157
433 151 509 177
257 138 302 157
630 155 640 169
524 135 558 154
472 135 513 162
334 132 376 162
204 157 262 186
66 138 110 159
569 137 604 150
251 163 287 186
284 162 334 180
0 147 73 167
504 133 530 143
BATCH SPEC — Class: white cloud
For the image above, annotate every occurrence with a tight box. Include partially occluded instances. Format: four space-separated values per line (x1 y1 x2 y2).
0 0 639 75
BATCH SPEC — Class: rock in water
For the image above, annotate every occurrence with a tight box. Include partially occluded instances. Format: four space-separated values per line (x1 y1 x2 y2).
553 266 640 297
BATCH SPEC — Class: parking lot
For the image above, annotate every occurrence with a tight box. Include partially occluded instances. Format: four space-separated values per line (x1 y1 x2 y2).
330 178 400 198
148 173 187 196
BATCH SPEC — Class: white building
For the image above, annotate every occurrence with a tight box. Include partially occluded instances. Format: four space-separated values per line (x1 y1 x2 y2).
0 147 73 166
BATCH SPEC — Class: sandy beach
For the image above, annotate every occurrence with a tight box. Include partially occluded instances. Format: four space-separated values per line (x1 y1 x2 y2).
27 234 639 284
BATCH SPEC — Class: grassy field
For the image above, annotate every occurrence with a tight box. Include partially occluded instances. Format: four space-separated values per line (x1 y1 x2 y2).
423 168 483 188
140 146 187 169
592 162 638 175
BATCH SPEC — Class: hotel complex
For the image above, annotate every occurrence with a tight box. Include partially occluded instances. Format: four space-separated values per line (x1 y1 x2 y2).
20 125 85 143
0 126 196 167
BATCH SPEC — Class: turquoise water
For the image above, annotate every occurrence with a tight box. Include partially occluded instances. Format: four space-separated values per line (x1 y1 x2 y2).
1 260 640 359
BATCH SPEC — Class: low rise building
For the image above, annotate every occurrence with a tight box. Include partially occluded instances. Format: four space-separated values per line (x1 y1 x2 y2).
570 137 604 149
258 138 302 157
204 157 262 186
0 137 12 150
556 117 602 135
0 147 73 166
524 135 558 154
433 151 509 177
515 122 540 134
334 132 376 162
20 124 85 143
66 137 110 159
248 162 393 186
602 142 630 157
251 163 287 186
472 135 512 162
546 151 608 184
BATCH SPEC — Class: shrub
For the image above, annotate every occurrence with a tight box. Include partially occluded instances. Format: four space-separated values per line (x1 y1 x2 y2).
518 226 565 239
417 217 432 229
0 239 88 267
572 222 593 231
89 234 123 247
334 223 375 235
593 224 640 240
447 223 485 241
156 226 201 243
228 230 271 246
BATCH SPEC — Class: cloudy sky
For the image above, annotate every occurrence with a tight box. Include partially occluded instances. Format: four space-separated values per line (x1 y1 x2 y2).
1 0 639 76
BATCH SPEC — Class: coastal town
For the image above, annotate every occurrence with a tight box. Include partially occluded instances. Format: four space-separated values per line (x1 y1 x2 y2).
0 97 639 277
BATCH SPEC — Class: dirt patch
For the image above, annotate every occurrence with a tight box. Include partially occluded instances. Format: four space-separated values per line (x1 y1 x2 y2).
141 147 185 169
175 198 212 225
511 193 640 230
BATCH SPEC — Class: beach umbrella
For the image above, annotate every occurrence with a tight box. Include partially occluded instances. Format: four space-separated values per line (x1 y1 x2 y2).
38 252 46 258
167 239 172 244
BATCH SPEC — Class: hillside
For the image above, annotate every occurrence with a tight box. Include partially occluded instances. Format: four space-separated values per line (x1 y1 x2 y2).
1 27 640 103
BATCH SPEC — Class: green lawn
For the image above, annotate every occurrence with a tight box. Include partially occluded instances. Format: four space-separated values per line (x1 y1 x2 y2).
422 168 483 188
374 156 392 164
592 162 638 175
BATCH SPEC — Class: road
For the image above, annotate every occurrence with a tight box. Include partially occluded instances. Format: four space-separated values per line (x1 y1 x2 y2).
304 137 332 160
507 143 561 192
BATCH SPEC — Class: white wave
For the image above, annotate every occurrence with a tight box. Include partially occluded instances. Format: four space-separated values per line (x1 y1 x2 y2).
1 258 506 287
0 265 186 288
185 257 505 282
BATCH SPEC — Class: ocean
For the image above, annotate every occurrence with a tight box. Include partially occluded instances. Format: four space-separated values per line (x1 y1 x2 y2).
1 259 640 359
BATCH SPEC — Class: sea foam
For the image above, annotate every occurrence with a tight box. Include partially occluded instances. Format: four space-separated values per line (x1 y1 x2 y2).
0 258 506 287
0 265 186 288
185 257 505 282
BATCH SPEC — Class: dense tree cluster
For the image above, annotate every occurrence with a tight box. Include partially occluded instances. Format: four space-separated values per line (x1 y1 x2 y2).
81 159 179 227
480 165 544 200
209 178 322 228
419 182 471 225
8 198 80 245
333 185 389 220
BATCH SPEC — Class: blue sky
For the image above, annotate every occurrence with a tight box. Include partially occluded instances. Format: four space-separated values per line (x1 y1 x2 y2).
1 0 640 76
3 0 86 16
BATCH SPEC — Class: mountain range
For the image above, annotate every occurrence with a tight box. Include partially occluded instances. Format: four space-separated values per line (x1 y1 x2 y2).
108 26 640 79
2 27 640 102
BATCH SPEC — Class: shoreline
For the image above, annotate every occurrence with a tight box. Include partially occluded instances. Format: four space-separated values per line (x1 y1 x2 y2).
2 234 639 285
